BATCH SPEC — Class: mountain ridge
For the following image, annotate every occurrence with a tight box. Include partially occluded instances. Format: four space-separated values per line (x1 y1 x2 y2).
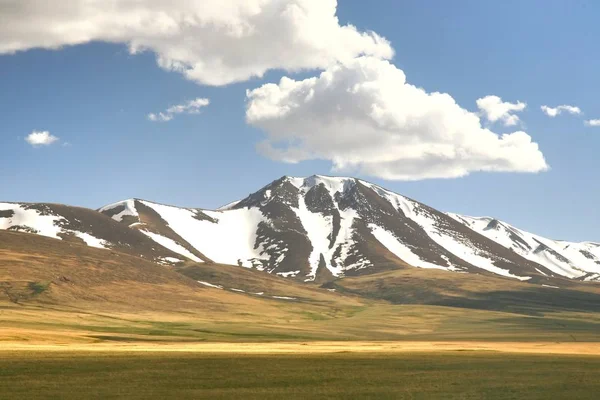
98 175 600 283
2 175 599 284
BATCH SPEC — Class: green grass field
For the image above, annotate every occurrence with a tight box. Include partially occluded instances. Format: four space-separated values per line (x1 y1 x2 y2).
2 352 600 399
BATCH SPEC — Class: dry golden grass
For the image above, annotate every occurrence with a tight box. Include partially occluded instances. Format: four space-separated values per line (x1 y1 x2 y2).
3 340 600 355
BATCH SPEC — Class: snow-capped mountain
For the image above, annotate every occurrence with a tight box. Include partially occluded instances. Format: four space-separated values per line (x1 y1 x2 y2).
97 175 600 283
3 176 599 283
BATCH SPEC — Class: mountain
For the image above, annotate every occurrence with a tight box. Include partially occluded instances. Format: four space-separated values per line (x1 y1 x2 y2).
449 214 600 282
0 201 185 264
95 175 600 283
2 176 598 284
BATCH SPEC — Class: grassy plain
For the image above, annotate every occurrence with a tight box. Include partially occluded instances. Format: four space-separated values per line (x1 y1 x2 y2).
2 351 600 399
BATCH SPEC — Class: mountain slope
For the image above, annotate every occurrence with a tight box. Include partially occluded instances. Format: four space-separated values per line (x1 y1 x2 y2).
0 202 185 264
332 267 600 315
101 175 594 283
449 214 600 282
0 229 351 310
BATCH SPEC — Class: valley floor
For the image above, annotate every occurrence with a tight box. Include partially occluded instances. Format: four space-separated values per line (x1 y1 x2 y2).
2 351 600 399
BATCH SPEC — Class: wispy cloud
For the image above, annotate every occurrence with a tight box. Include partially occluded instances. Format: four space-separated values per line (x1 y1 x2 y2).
25 130 59 146
476 96 526 126
541 105 582 117
148 98 210 122
147 112 173 122
585 119 600 127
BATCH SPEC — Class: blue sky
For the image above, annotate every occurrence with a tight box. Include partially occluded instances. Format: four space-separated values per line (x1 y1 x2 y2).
1 0 598 242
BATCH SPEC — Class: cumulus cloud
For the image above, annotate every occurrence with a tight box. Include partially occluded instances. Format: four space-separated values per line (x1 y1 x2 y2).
25 130 59 146
148 98 210 122
585 119 600 127
0 0 393 86
541 105 582 117
246 57 548 180
476 95 526 126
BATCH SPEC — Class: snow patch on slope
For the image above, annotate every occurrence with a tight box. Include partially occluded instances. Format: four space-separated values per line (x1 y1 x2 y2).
140 230 202 262
0 203 63 238
287 175 353 198
0 203 111 250
197 281 223 289
217 199 241 211
74 232 107 249
584 273 600 282
140 200 266 267
158 256 184 264
292 195 333 278
333 208 370 272
369 224 449 271
99 199 139 222
276 270 300 278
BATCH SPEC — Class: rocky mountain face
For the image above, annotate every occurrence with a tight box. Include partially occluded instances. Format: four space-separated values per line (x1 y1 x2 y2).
2 176 599 284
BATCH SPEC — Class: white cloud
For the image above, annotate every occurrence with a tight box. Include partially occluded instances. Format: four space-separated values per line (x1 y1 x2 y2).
0 0 393 86
476 95 526 126
541 105 582 117
147 112 173 122
25 130 59 146
246 57 548 180
166 98 210 114
148 97 210 122
585 119 600 127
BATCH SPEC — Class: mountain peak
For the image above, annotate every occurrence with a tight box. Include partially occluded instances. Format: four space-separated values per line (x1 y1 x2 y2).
284 175 357 196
